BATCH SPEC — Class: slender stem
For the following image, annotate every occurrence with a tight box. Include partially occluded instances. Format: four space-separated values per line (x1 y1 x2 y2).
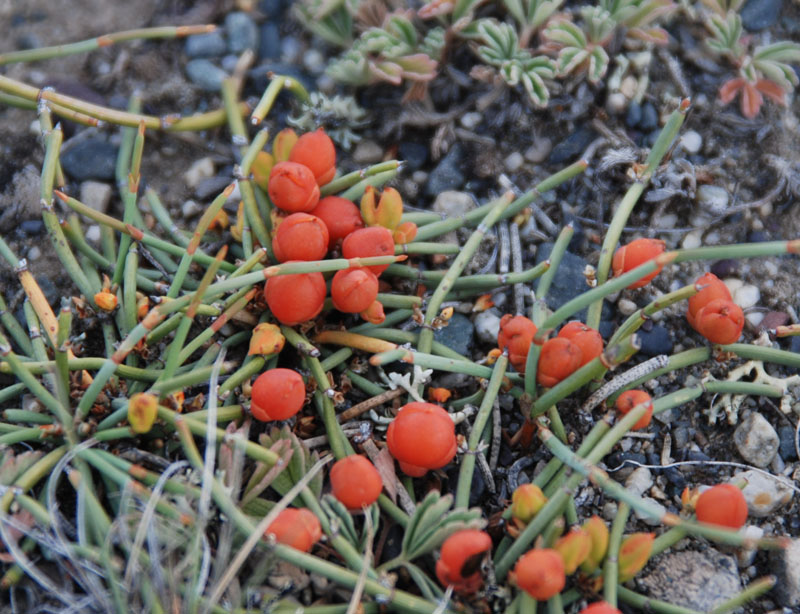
617 586 703 614
250 75 309 125
604 502 629 606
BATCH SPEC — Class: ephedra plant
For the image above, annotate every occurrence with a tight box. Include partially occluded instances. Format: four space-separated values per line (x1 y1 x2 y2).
0 21 797 614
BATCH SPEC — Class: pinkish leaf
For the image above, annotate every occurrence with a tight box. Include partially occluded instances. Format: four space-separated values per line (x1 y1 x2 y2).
719 77 745 105
755 79 787 105
741 81 763 118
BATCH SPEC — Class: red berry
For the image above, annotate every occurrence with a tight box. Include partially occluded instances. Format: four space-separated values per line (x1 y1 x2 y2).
330 455 383 510
264 270 326 325
611 238 666 289
614 389 654 430
558 321 604 367
695 483 748 529
309 196 364 249
268 161 320 213
264 508 321 552
272 213 329 262
694 298 744 345
435 530 492 594
331 268 379 314
687 272 732 330
537 337 582 388
580 602 622 614
512 548 566 601
498 314 538 373
386 402 457 476
289 129 336 185
341 227 395 276
251 368 306 421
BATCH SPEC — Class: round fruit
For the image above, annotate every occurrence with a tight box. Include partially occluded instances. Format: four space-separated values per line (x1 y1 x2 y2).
264 270 326 326
251 368 306 422
330 455 383 510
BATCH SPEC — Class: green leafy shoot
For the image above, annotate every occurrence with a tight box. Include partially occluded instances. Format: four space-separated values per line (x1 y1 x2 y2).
293 0 360 48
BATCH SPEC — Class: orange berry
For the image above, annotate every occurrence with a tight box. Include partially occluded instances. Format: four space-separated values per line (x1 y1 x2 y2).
512 548 566 601
272 213 329 262
537 337 582 388
264 508 321 552
614 389 654 430
558 321 604 367
694 298 744 345
330 455 383 510
268 161 320 213
428 387 452 403
687 272 732 330
611 238 666 289
251 368 306 421
695 483 748 529
386 402 457 476
331 268 379 314
309 196 364 249
289 129 336 185
341 227 395 276
580 602 622 614
94 291 118 312
497 314 538 373
360 299 386 325
435 529 492 594
264 270 326 326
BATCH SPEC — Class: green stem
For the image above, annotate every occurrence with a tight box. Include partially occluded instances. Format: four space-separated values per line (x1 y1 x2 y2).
604 502 629 606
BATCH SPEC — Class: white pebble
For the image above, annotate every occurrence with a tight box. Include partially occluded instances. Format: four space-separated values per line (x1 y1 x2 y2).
620 75 637 99
474 310 501 344
606 92 627 115
182 200 203 218
184 157 214 189
618 298 638 316
734 284 761 309
746 312 764 327
303 48 325 74
763 260 778 276
656 213 677 229
680 130 702 154
460 112 482 130
85 225 101 243
724 278 744 294
352 140 383 165
29 119 41 135
524 138 552 164
682 230 703 250
696 185 729 215
80 181 113 213
27 246 41 261
504 152 524 172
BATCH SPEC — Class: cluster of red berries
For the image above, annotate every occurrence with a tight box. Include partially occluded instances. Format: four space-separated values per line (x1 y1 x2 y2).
261 129 417 327
497 316 604 387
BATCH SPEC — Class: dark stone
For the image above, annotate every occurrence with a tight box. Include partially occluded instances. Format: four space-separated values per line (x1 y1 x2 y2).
379 523 404 563
640 102 659 130
687 449 711 463
672 425 690 449
259 22 281 60
637 324 673 356
741 0 783 30
548 125 597 164
599 319 615 339
185 59 228 91
643 130 660 148
433 313 474 356
36 275 60 307
791 335 800 354
469 465 486 507
225 12 259 54
19 220 44 236
664 466 686 490
398 141 428 171
15 33 41 50
747 230 770 243
778 425 798 461
625 101 642 128
425 144 465 197
710 259 739 278
185 32 227 58
60 139 118 181
260 0 286 18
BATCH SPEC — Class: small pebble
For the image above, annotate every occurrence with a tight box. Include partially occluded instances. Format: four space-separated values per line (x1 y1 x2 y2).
185 32 227 58
734 284 760 309
60 139 118 181
425 145 465 197
734 469 794 517
303 48 325 74
746 312 764 327
656 213 678 229
474 310 501 345
723 277 744 294
778 425 798 461
352 140 383 165
524 138 552 163
625 467 653 496
280 36 303 64
734 413 780 467
640 102 658 130
740 0 784 30
606 92 627 115
86 225 101 243
710 259 739 277
79 181 112 213
182 200 204 218
460 112 483 130
697 185 729 215
680 130 703 154
617 298 638 316
635 497 666 526
185 59 228 91
504 151 524 172
619 75 637 99
258 22 281 60
184 157 215 189
225 12 259 54
27 246 41 261
770 538 800 607
682 230 703 250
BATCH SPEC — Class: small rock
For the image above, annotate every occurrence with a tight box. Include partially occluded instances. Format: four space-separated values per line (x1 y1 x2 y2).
771 538 800 607
637 324 673 356
182 200 203 218
723 277 744 295
639 102 658 130
549 126 597 164
655 213 678 229
741 0 783 30
19 220 44 235
606 92 627 115
504 151 524 172
460 112 482 130
733 284 760 309
680 130 703 154
534 243 596 320
425 145 465 197
196 176 233 200
260 0 285 18
432 191 475 219
433 313 474 356
79 181 112 213
85 225 101 243
60 139 118 181
619 75 637 99
617 298 638 316
697 185 729 215
778 425 798 461
682 230 703 250
185 32 227 58
352 140 383 165
186 59 228 91
27 246 41 261
524 138 552 163
398 142 428 170
734 469 793 516
746 312 764 327
635 496 666 526
639 550 741 610
303 48 325 74
225 12 259 54
734 413 780 467
258 22 281 60
625 466 652 496
626 101 643 129
474 310 501 345
183 157 215 190
710 259 739 277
